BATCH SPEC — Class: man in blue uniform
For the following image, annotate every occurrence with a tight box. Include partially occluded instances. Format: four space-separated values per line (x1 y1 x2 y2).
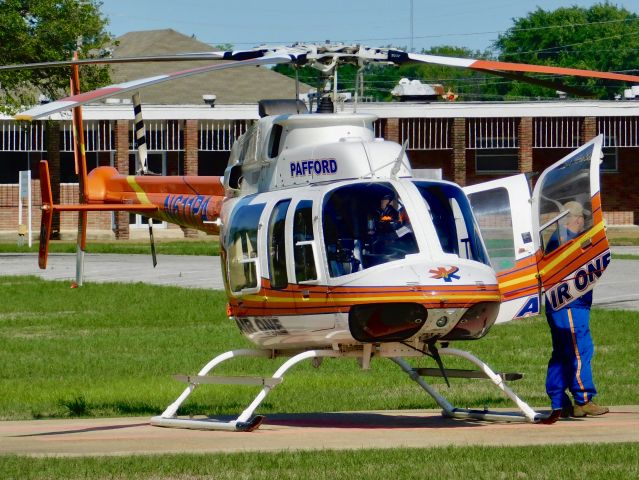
542 201 609 424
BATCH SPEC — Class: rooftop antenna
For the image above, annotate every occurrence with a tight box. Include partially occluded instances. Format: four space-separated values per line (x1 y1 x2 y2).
410 0 414 53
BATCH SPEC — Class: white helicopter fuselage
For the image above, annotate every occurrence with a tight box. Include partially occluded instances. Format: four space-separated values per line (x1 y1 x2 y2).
219 112 500 349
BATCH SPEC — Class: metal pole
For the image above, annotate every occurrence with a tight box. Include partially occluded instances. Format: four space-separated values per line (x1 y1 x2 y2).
410 0 414 53
27 170 32 247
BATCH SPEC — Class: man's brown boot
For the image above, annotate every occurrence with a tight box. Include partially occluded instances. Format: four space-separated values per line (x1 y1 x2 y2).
573 401 609 417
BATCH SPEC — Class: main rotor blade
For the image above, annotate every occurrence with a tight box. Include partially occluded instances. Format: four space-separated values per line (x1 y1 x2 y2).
0 49 278 71
405 52 639 83
474 69 595 98
15 55 294 120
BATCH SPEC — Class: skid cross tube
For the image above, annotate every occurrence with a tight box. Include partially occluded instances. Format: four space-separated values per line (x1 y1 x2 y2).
392 348 542 423
151 348 341 431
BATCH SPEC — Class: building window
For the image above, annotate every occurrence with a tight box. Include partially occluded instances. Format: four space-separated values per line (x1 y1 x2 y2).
601 146 618 172
475 149 519 174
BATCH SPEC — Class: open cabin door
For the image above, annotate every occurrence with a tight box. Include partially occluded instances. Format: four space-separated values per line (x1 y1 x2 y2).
465 135 610 323
533 135 610 312
464 175 539 323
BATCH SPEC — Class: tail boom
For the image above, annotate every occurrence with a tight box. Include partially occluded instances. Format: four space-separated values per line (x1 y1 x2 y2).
38 161 225 269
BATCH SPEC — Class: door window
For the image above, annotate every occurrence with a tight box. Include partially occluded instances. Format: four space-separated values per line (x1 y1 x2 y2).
537 144 594 254
467 187 516 271
293 200 318 283
268 199 290 289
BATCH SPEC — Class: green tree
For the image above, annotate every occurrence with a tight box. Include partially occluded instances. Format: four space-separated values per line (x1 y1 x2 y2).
493 2 639 99
0 0 112 110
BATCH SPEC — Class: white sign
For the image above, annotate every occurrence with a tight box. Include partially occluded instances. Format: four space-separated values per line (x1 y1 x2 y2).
18 170 32 247
19 170 30 199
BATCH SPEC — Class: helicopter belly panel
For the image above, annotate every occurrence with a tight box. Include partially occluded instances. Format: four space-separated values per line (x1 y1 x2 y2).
234 312 352 349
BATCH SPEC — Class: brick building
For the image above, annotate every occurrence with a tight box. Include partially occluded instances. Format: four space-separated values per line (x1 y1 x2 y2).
2 99 638 240
1 30 638 239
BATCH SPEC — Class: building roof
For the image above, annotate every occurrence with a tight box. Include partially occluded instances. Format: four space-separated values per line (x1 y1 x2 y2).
109 29 312 105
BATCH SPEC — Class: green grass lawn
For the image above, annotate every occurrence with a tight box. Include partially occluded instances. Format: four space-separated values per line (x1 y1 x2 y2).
0 276 636 420
1 276 638 478
1 444 637 479
0 239 219 256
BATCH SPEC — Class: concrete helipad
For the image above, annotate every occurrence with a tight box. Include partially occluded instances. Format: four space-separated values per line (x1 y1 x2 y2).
1 407 638 457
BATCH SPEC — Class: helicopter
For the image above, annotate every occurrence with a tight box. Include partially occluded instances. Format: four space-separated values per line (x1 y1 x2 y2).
5 43 626 431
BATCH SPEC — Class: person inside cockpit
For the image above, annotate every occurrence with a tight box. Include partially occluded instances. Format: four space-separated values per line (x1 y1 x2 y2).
366 192 415 259
369 193 401 236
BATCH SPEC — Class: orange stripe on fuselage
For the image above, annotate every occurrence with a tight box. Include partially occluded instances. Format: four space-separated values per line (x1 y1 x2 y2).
229 282 500 317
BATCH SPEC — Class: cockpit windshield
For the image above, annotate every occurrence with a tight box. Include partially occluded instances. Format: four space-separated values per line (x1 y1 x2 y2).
322 183 419 277
413 181 490 266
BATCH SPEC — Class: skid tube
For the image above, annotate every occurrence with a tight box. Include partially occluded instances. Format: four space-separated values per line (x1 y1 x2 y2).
151 344 544 431
151 348 343 431
392 347 544 423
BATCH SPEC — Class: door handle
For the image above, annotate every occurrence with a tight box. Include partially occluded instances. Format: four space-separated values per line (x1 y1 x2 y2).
581 238 593 249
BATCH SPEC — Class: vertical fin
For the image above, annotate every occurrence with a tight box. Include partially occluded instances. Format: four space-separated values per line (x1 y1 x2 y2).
38 161 54 269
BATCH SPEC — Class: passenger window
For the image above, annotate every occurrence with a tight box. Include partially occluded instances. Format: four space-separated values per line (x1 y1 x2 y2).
268 199 290 289
468 187 516 271
268 124 283 158
293 200 317 282
322 183 418 277
225 201 265 292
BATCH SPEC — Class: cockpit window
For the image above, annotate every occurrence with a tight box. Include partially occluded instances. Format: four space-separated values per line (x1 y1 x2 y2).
322 183 419 277
413 181 489 266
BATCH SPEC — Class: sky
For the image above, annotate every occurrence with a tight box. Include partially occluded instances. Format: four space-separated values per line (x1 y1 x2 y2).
101 0 639 53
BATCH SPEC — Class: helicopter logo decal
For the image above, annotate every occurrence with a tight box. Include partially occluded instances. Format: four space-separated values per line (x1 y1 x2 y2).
429 266 461 282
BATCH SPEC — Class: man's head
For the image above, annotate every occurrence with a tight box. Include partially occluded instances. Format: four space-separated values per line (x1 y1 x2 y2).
563 201 587 234
381 193 394 209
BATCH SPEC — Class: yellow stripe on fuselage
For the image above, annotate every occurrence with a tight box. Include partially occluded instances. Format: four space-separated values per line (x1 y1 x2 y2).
238 293 500 304
499 221 606 290
126 176 153 205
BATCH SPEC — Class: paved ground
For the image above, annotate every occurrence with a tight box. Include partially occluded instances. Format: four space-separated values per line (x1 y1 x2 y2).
2 247 639 309
1 407 638 457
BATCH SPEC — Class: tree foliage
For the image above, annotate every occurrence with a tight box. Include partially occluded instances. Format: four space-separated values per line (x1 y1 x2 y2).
493 2 639 99
277 3 639 102
0 0 112 109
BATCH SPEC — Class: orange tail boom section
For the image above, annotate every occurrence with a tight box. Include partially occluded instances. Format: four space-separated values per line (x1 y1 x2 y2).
38 161 225 269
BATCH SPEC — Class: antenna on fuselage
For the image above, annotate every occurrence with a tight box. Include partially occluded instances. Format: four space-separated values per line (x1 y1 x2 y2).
391 139 409 179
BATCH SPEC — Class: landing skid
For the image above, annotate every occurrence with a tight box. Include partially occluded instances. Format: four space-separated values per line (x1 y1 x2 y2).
151 344 543 431
392 348 542 423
